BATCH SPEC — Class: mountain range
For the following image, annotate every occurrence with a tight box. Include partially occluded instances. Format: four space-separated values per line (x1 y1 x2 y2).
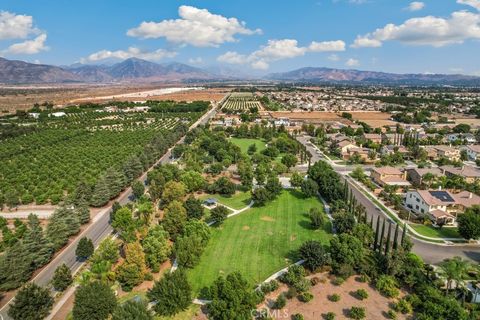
0 57 479 86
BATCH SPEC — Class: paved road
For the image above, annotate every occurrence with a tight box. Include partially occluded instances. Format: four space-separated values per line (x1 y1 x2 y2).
297 135 480 265
0 104 218 320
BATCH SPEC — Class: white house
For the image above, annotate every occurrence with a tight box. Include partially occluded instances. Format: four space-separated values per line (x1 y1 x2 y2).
274 118 290 126
28 112 40 119
405 189 456 225
447 133 476 144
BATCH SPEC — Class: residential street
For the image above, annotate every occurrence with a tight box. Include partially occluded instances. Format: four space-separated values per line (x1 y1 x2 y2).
296 135 480 265
0 104 217 320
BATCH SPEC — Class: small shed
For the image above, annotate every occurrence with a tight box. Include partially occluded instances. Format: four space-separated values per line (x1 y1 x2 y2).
204 198 217 206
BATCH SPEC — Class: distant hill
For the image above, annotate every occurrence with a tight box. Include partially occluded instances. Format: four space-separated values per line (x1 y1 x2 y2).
266 67 480 86
0 57 81 84
0 57 218 84
2 57 480 86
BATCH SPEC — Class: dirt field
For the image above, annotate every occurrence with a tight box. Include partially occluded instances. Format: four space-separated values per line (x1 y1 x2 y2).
260 274 408 320
0 85 230 112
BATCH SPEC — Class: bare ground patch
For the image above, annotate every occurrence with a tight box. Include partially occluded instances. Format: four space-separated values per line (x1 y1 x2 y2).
261 216 276 222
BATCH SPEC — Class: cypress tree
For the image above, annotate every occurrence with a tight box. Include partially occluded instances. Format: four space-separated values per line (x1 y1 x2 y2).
385 223 392 256
369 216 374 229
392 224 400 251
401 223 408 246
378 219 386 253
23 213 53 270
373 216 380 251
363 211 368 224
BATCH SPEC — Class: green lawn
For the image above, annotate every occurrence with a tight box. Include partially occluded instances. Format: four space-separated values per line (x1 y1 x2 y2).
188 190 332 294
199 191 252 210
409 223 461 239
229 137 266 155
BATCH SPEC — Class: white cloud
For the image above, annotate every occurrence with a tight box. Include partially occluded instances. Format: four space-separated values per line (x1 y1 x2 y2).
217 51 249 64
407 2 425 11
346 58 360 66
328 54 340 61
0 11 38 40
188 57 203 64
218 38 346 69
82 47 177 62
458 0 480 11
351 11 480 48
309 40 346 52
4 34 48 55
127 5 261 47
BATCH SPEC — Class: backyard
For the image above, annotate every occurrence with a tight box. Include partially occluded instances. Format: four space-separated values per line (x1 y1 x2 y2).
188 190 332 294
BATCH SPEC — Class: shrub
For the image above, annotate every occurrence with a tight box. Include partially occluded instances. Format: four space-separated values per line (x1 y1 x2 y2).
285 287 297 299
273 294 287 309
355 289 369 300
291 314 304 320
332 277 345 286
376 275 399 298
298 292 313 303
387 310 397 319
393 298 413 314
299 240 329 272
279 265 306 287
329 294 340 302
349 306 366 319
324 312 336 320
293 278 312 293
260 280 279 294
310 277 320 286
358 274 370 283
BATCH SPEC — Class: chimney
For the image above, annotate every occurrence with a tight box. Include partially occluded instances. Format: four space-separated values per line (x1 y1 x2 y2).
469 192 473 199
438 186 442 191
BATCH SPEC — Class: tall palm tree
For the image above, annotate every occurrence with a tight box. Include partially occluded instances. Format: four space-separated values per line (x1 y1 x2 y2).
438 256 470 296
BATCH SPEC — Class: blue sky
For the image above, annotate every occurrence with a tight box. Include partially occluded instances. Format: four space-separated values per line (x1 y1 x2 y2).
0 0 479 74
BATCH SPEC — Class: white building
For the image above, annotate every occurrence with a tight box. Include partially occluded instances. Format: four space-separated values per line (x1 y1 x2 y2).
51 112 66 117
465 145 480 161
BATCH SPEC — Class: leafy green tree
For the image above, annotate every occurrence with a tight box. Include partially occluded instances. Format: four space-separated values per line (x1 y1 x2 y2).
111 207 136 242
73 281 117 320
281 154 298 171
211 205 229 225
52 263 73 291
162 200 188 240
161 181 187 204
352 223 375 248
290 172 304 188
183 196 204 220
132 180 145 199
309 207 325 229
299 240 328 271
301 178 319 197
211 177 236 196
142 226 170 272
116 242 147 291
76 237 94 260
91 237 119 265
329 234 364 271
252 187 270 206
46 206 81 251
265 174 282 197
180 170 205 192
148 269 192 316
247 143 257 155
349 306 366 320
206 272 257 320
457 207 480 239
237 160 254 189
75 203 91 224
23 213 52 269
333 210 356 234
112 300 153 320
0 241 33 290
438 256 470 295
8 283 53 320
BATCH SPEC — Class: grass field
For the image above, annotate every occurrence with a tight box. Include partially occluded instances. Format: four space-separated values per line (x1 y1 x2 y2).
188 190 332 294
409 223 461 239
229 137 266 155
199 190 251 210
